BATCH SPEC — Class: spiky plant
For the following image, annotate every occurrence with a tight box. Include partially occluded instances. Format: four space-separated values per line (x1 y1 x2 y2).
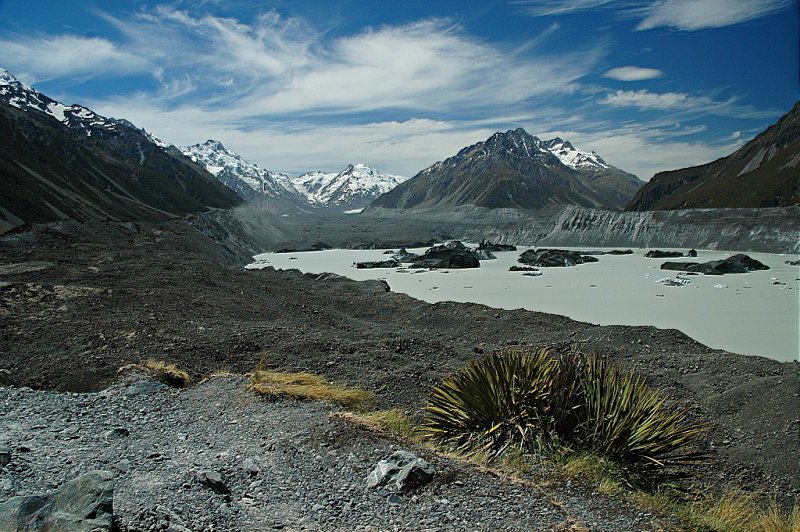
574 355 708 482
422 348 708 483
421 349 558 457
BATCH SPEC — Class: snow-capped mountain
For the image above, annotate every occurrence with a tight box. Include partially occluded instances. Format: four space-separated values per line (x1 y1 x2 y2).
541 138 610 172
371 128 642 211
182 138 407 211
181 140 303 205
0 67 240 230
290 163 407 210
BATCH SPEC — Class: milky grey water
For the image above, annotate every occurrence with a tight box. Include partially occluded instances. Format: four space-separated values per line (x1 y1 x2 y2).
247 247 800 363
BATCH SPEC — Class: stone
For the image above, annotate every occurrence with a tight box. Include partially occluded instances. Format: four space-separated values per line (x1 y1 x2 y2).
197 469 229 494
124 380 168 396
0 369 18 387
660 254 770 275
645 250 682 258
477 240 517 252
518 249 598 268
0 448 10 466
366 450 435 493
355 258 401 269
243 458 261 476
0 470 114 532
393 248 420 262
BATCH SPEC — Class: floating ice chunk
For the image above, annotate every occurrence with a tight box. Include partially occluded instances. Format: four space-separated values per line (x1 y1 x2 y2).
713 284 727 289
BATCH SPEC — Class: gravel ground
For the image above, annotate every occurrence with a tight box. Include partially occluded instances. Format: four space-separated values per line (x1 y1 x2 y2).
0 217 797 522
0 375 671 531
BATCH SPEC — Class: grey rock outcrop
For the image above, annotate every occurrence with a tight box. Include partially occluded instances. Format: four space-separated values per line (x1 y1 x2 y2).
366 450 435 493
0 470 114 532
518 249 599 268
660 254 770 275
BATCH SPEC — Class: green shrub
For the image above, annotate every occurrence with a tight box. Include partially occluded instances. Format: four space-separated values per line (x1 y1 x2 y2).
421 348 707 484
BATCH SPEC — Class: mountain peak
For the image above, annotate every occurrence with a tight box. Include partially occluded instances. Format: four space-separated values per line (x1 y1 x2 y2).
202 139 227 151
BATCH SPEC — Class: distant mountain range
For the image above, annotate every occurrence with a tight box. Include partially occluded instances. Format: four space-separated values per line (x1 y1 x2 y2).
0 68 240 232
182 140 407 212
369 128 643 211
627 102 800 210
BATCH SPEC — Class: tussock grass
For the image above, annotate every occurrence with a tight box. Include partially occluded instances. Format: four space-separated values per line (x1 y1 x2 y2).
250 369 373 411
344 408 419 441
421 348 708 485
140 358 190 387
633 490 800 532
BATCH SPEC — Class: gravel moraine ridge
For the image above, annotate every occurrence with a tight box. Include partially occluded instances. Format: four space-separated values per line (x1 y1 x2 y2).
0 375 672 531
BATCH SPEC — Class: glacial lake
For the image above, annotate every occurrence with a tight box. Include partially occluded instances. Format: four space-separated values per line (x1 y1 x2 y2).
247 246 800 363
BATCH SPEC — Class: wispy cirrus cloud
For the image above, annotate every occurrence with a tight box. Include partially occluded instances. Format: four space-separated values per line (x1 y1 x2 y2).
516 0 791 31
0 34 148 82
603 66 663 81
633 0 791 31
598 89 778 119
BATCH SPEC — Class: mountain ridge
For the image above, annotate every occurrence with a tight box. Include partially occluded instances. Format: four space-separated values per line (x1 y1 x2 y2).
627 101 800 210
369 128 643 212
0 68 241 232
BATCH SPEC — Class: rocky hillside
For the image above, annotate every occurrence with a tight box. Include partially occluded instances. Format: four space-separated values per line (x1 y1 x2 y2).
370 129 642 211
627 101 800 210
182 140 305 207
0 69 241 233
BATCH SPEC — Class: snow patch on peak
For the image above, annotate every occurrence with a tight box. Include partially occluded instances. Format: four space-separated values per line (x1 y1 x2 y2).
542 138 609 171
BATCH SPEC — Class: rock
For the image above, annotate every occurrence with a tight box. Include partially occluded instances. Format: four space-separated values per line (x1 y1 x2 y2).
785 259 800 266
243 458 261 476
0 447 10 466
518 249 598 268
660 254 770 275
393 248 419 262
0 369 18 387
310 242 332 250
366 450 435 493
509 265 538 272
0 470 114 532
355 258 401 269
410 250 480 269
197 469 229 494
687 248 698 257
104 427 130 440
124 380 168 396
645 250 693 258
477 240 517 252
475 249 496 261
582 249 633 256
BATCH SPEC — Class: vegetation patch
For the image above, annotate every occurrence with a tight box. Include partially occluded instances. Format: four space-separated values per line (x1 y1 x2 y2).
421 348 708 486
250 369 373 411
633 490 800 532
118 358 191 388
340 408 420 442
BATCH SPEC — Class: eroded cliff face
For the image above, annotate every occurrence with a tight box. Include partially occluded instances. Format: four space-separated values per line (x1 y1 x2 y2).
393 205 800 254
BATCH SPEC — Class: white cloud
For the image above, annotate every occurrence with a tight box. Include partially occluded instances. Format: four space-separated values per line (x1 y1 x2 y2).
598 89 777 119
634 0 791 31
514 0 618 16
516 0 790 31
603 66 663 81
0 35 148 80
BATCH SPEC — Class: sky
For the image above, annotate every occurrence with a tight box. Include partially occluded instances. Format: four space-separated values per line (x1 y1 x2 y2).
0 0 797 180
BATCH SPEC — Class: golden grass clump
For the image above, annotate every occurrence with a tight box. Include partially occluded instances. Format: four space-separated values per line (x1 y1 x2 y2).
250 369 373 411
141 358 190 388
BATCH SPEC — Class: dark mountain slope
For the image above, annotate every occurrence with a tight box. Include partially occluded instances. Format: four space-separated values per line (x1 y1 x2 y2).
370 129 641 211
627 102 800 211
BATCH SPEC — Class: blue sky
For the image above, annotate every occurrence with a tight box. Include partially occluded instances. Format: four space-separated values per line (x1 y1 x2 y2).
0 0 797 179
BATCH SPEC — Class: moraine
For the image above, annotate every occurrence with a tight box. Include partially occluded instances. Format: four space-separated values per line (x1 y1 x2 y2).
248 246 800 363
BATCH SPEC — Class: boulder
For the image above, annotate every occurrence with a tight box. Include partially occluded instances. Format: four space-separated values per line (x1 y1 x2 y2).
410 250 480 269
645 250 695 258
477 240 517 252
582 249 634 256
475 249 496 261
518 249 598 268
509 265 539 272
366 450 434 493
660 254 769 275
197 470 229 494
355 258 401 269
393 248 420 263
0 470 114 532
